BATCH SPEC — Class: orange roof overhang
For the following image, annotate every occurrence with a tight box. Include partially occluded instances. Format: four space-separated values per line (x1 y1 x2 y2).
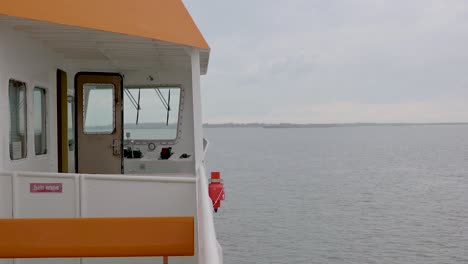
0 0 209 49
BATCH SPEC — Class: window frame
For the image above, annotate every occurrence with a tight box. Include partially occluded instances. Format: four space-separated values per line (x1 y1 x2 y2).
123 84 184 145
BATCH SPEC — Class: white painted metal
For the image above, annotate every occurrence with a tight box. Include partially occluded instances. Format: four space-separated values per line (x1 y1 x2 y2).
0 11 221 264
0 23 60 173
0 171 204 264
0 16 209 74
0 39 4 172
0 172 12 218
80 173 197 264
0 172 12 264
0 24 199 176
191 49 204 169
15 173 79 218
196 166 223 264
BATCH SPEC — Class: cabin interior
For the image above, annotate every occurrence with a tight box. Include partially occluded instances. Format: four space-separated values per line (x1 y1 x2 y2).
0 4 220 264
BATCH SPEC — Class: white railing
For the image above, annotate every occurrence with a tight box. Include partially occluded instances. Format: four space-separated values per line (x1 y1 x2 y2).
0 171 197 219
0 170 219 263
3 170 196 182
196 165 223 264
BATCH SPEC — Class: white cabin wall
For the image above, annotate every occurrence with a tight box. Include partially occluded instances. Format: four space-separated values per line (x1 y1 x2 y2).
0 26 200 175
0 39 5 172
0 25 64 173
191 49 204 169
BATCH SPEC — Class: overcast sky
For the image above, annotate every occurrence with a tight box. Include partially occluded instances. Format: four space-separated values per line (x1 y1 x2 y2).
184 0 468 124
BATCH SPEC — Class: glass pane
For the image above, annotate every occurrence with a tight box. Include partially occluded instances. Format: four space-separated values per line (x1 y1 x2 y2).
34 87 47 155
124 87 180 140
83 83 115 134
9 79 27 160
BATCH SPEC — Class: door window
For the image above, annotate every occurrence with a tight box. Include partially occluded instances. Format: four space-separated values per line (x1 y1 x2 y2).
83 83 115 134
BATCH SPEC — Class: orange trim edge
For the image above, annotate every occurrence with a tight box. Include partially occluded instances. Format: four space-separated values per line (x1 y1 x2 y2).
0 217 194 258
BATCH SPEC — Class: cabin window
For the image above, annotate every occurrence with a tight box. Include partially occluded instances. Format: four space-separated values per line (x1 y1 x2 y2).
34 87 47 155
124 87 181 140
83 83 115 134
9 79 28 160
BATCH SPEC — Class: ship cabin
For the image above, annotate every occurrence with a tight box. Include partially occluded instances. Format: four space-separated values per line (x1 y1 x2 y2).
0 1 221 264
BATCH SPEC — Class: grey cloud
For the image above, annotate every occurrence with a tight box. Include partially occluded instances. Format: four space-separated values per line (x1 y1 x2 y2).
185 0 468 123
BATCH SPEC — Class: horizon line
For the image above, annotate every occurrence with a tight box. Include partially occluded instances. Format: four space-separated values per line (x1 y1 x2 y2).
203 121 468 125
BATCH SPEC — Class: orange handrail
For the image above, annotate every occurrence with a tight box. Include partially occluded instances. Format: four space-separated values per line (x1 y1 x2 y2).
0 217 194 258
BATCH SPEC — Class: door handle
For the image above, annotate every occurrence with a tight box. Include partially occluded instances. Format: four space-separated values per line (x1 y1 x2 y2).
111 139 121 156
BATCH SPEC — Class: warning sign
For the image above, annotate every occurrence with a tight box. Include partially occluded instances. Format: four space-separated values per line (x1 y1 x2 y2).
30 183 63 193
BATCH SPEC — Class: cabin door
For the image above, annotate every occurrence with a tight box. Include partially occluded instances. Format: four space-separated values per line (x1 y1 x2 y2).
76 73 123 174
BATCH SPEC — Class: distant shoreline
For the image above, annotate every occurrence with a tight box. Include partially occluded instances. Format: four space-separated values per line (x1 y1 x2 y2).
203 122 468 128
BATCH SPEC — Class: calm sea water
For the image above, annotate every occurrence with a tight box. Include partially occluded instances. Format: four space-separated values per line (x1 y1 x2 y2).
204 126 468 264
